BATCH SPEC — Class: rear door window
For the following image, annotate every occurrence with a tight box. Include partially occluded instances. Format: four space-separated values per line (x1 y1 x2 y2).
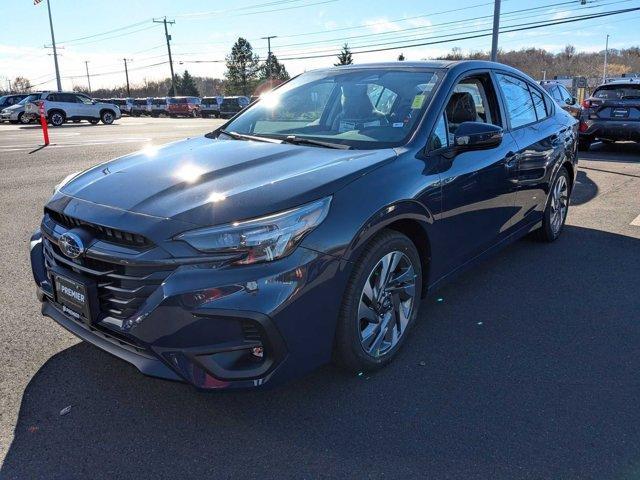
496 73 537 128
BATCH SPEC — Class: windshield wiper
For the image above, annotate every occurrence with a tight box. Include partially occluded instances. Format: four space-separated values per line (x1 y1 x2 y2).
218 129 282 144
280 135 351 150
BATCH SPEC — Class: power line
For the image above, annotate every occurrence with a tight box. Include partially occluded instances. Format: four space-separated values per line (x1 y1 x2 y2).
273 6 640 61
175 2 618 61
54 19 152 46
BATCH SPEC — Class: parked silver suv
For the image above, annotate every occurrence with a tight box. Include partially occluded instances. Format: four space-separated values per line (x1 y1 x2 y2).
24 92 121 126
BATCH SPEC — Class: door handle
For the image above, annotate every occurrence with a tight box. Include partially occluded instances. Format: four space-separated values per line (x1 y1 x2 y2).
504 151 518 169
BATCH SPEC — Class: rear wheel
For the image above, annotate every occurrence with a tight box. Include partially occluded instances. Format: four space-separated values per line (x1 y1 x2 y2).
334 230 422 373
534 166 570 242
48 111 65 127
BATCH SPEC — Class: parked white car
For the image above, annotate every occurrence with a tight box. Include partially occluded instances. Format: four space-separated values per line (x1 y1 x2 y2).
24 91 121 126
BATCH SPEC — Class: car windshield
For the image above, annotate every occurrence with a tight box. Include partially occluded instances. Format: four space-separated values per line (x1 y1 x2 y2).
21 94 41 104
594 84 640 99
223 68 439 149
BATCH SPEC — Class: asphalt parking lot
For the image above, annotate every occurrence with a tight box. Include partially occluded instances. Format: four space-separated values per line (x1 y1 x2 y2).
0 117 639 479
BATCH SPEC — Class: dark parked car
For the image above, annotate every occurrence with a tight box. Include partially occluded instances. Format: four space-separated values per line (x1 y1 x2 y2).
200 96 223 118
540 81 581 118
219 96 249 118
578 79 640 150
30 61 578 390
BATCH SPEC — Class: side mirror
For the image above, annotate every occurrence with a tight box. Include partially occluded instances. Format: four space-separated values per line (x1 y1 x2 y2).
567 97 576 105
453 122 503 150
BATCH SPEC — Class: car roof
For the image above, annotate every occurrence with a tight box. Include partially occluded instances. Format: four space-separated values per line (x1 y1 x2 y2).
602 79 640 85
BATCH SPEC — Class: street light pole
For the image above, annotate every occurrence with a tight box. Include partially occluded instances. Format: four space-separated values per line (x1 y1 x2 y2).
261 35 277 79
84 60 91 94
153 17 176 96
490 0 501 62
46 0 62 91
603 34 610 83
123 58 132 97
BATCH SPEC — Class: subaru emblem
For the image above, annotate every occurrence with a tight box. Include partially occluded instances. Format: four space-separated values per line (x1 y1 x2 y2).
58 232 84 259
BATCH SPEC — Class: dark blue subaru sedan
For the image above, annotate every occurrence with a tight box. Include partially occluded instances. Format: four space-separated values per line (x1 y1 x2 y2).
30 61 578 389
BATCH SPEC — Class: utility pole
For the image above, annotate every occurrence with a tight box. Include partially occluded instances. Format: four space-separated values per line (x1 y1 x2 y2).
84 61 92 94
490 0 501 62
153 17 176 96
603 34 610 83
46 0 62 91
123 58 132 97
542 70 547 81
261 35 277 79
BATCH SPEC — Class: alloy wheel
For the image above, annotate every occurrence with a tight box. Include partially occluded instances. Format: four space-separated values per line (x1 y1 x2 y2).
550 174 568 235
102 112 114 124
50 113 63 126
358 251 416 358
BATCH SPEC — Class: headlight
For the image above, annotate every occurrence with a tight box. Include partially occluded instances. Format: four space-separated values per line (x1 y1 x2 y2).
54 171 81 193
176 197 331 264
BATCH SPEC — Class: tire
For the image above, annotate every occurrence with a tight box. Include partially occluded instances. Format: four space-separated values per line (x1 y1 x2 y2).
578 138 592 151
89 119 99 125
18 112 30 125
333 230 423 373
534 166 570 242
100 110 115 125
48 110 65 127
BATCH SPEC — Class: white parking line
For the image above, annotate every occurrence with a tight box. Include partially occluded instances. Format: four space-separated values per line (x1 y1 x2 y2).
631 214 640 226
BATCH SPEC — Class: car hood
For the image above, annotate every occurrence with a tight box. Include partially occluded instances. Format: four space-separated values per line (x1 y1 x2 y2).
59 136 397 226
3 104 23 112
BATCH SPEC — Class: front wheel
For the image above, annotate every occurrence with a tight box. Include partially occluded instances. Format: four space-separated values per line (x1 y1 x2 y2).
101 110 115 125
18 112 30 124
535 167 570 242
333 230 422 373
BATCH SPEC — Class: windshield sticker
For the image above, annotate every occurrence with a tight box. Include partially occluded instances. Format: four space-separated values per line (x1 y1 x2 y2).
362 120 381 128
392 122 404 128
339 121 356 132
411 94 426 109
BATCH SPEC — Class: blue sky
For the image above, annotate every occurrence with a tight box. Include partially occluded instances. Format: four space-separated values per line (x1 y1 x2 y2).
1 0 639 90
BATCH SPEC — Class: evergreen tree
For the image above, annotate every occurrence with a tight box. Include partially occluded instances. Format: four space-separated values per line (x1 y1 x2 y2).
225 37 261 96
335 43 353 66
260 53 290 81
179 70 199 96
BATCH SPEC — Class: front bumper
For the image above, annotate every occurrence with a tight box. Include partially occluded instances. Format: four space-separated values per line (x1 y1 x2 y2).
0 110 20 121
580 119 640 141
31 222 346 390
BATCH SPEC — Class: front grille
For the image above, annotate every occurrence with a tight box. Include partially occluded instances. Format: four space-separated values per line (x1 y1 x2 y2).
45 209 152 248
43 238 175 321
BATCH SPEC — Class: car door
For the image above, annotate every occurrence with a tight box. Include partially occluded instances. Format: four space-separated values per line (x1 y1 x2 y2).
495 72 567 231
75 94 96 118
429 72 521 269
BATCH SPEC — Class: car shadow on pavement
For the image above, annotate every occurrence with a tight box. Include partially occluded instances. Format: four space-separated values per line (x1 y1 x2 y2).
3 226 640 479
570 170 598 206
582 141 640 163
